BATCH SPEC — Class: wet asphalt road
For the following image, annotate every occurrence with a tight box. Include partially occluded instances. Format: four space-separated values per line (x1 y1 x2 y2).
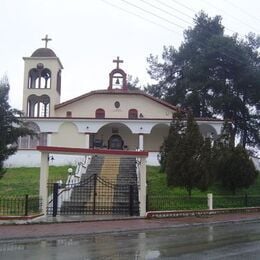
1 221 260 259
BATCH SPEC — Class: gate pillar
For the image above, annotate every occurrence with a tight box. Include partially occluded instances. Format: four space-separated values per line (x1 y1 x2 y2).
139 157 147 216
39 152 49 215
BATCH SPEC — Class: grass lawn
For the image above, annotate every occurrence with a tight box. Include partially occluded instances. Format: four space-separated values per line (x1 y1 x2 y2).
1 165 259 197
147 166 260 210
0 166 70 196
1 165 259 211
147 166 260 196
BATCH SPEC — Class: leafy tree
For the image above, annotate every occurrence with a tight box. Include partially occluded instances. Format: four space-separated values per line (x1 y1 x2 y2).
126 75 141 90
146 11 260 151
165 111 213 196
0 77 34 177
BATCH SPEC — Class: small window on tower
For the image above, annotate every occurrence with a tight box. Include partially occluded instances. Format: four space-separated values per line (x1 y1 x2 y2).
66 111 72 117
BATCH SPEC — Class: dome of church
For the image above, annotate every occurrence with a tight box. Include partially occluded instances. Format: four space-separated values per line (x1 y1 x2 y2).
31 48 57 57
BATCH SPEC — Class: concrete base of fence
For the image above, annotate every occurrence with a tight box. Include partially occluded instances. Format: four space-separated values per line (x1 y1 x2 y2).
146 207 260 219
0 213 44 221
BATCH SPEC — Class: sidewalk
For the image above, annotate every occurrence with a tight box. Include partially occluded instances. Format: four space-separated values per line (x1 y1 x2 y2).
0 212 260 241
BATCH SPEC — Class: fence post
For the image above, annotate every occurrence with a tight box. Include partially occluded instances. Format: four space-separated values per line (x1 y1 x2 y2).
207 193 213 210
93 174 97 215
53 183 59 217
24 194 29 216
129 185 134 216
146 193 149 212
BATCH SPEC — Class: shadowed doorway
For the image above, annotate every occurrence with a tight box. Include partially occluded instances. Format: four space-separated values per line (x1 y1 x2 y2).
108 134 124 150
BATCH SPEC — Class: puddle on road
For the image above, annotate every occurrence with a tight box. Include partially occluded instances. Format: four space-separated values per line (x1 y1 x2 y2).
1 223 260 259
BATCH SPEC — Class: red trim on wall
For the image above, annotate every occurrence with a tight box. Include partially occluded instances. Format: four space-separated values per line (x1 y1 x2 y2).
17 148 37 151
22 116 225 122
37 146 148 157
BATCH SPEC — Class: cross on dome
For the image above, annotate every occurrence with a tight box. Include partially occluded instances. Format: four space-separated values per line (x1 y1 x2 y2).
113 56 123 69
41 34 52 48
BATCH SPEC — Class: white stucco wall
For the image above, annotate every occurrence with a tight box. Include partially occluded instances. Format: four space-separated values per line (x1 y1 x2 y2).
144 124 169 151
4 150 86 167
4 150 160 167
51 122 86 148
55 93 174 119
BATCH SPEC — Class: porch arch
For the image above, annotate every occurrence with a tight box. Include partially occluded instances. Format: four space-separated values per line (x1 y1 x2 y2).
52 122 85 148
93 122 138 150
145 123 170 151
198 123 218 140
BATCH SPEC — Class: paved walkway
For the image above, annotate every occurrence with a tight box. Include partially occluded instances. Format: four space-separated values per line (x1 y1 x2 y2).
1 212 260 241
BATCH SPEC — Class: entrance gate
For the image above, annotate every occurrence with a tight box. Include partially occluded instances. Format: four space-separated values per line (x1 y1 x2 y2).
47 174 139 216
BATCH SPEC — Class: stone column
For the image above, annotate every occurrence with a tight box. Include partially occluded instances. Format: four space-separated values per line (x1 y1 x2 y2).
139 134 144 150
39 152 49 215
85 133 90 149
139 157 147 217
208 193 213 210
47 132 52 146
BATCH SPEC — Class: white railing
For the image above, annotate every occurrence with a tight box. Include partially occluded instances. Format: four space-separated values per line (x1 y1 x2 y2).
135 158 141 190
48 156 92 209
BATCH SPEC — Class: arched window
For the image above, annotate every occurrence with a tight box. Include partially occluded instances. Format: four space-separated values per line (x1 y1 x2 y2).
128 109 138 119
27 95 50 117
18 122 47 149
56 69 61 94
28 67 51 89
40 68 51 89
95 108 105 119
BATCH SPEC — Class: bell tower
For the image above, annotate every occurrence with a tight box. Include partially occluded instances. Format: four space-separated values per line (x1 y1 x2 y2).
108 56 127 90
22 35 63 117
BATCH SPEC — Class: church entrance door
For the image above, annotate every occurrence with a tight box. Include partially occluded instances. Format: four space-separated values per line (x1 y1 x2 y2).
108 134 124 150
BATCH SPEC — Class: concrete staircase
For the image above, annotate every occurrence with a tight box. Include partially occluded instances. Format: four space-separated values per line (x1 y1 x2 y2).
60 156 139 215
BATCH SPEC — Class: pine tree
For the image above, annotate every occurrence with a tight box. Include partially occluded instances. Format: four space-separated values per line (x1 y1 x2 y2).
159 110 185 172
165 111 213 196
146 11 260 151
0 77 34 176
213 125 258 194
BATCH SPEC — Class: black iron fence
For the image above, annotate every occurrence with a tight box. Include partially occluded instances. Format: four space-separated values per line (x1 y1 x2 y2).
147 195 208 211
0 195 41 216
147 194 260 211
214 195 260 208
47 174 139 216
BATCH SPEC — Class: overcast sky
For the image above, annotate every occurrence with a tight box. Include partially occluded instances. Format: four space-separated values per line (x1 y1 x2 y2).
1 0 260 109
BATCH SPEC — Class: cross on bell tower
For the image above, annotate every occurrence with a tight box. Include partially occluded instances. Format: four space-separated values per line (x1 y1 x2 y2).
113 56 123 69
108 56 127 90
41 34 52 48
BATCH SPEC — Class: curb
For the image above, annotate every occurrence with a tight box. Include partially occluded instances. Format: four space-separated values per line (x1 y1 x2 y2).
146 207 260 218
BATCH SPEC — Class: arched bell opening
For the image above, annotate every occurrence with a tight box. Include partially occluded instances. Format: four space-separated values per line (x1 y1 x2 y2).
28 66 51 89
27 95 50 117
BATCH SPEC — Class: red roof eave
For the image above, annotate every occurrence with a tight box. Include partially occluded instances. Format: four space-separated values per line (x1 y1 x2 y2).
37 146 148 157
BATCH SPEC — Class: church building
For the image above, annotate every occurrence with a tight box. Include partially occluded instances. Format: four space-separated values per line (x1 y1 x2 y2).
6 36 223 167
